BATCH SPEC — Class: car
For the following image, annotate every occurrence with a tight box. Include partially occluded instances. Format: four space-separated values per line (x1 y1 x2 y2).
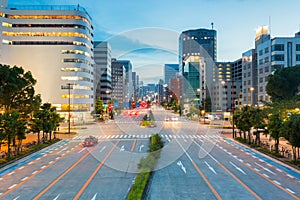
81 136 98 147
171 117 179 121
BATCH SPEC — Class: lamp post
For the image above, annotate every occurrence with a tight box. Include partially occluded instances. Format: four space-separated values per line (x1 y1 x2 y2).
222 80 235 139
66 83 73 134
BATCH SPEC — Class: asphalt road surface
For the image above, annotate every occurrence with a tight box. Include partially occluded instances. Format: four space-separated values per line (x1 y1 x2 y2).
0 107 299 200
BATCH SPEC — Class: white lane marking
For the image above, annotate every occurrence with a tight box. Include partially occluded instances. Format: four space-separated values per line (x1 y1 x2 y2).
273 180 281 185
246 163 252 167
258 159 264 162
204 161 217 175
267 163 272 167
91 193 97 200
0 178 3 181
229 161 247 175
276 168 283 172
120 135 124 138
55 157 60 160
28 161 34 165
8 184 17 189
36 157 41 161
62 153 65 156
263 173 270 178
176 160 186 174
100 146 106 152
286 174 294 179
78 147 87 153
238 159 244 163
115 135 120 138
124 135 128 138
286 188 295 194
175 139 193 162
120 145 125 152
8 171 15 175
49 161 54 164
254 168 260 172
41 165 47 169
111 135 116 139
255 162 276 175
57 147 68 153
21 176 29 181
139 145 144 152
53 193 60 200
32 171 38 175
43 154 47 157
12 195 20 200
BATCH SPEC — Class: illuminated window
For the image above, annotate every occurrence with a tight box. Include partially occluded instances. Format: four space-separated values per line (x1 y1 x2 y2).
62 49 91 57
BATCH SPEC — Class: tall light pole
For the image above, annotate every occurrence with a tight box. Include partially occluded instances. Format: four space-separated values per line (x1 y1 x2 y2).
222 80 235 139
66 83 73 134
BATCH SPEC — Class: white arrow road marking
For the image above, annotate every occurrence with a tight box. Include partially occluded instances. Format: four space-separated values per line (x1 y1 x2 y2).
53 194 60 200
78 147 87 153
176 161 186 174
255 162 276 175
91 193 97 200
204 161 217 175
12 196 20 200
139 145 144 152
100 146 106 152
120 145 125 152
229 161 247 175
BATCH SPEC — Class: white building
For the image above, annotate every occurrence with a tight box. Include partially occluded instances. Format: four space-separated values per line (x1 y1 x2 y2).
0 0 94 119
94 41 112 103
256 26 300 105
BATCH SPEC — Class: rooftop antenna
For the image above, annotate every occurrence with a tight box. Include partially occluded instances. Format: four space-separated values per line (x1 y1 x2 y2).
211 22 214 30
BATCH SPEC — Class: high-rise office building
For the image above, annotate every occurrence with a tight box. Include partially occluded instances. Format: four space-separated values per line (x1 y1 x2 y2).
111 61 125 104
0 1 94 116
164 64 179 86
94 41 112 103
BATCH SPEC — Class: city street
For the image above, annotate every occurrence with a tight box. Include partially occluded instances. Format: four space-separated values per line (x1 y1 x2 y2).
0 109 299 199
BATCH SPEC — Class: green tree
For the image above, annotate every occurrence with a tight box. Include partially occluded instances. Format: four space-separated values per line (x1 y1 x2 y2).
0 65 37 113
95 97 104 120
250 108 267 144
234 106 253 142
266 65 300 102
39 103 60 142
283 114 300 160
267 111 283 153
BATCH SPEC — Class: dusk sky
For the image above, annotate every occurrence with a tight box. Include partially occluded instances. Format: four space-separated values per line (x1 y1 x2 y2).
10 0 300 83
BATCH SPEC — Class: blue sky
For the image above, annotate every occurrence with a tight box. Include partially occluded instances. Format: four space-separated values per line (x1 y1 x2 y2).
9 0 300 83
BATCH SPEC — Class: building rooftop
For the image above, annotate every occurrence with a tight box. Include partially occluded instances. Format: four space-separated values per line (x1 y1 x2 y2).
7 4 92 20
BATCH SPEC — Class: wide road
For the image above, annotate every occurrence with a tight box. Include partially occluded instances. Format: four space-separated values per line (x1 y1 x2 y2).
0 107 299 199
146 108 300 200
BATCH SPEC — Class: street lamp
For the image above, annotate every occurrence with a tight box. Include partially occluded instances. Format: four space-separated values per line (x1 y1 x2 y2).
66 83 73 134
222 80 235 139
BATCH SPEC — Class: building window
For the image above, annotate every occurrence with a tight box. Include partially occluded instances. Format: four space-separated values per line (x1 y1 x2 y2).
265 66 270 73
264 57 269 63
265 47 269 54
296 44 300 51
271 54 284 61
259 59 263 65
259 68 263 74
296 54 300 61
271 44 284 51
259 87 264 92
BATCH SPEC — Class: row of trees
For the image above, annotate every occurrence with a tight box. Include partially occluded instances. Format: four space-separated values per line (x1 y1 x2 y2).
0 65 61 157
234 65 300 161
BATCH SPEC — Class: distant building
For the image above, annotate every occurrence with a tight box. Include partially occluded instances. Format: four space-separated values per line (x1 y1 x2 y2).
164 64 179 86
169 78 184 103
0 1 94 117
111 61 125 104
112 60 133 102
94 41 112 103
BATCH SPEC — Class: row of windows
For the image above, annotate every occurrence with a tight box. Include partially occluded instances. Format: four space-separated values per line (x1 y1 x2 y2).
61 84 92 90
61 67 91 74
258 47 269 56
259 66 270 74
61 76 92 82
61 49 91 58
0 13 92 27
2 31 91 41
60 104 90 111
258 57 270 65
61 94 91 99
62 58 92 66
2 22 92 34
2 40 92 49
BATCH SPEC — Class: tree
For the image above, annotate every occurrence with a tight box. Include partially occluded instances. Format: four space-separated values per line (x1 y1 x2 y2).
266 65 300 102
95 97 104 120
283 114 300 160
0 65 37 113
250 108 267 144
267 111 283 153
234 106 253 142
